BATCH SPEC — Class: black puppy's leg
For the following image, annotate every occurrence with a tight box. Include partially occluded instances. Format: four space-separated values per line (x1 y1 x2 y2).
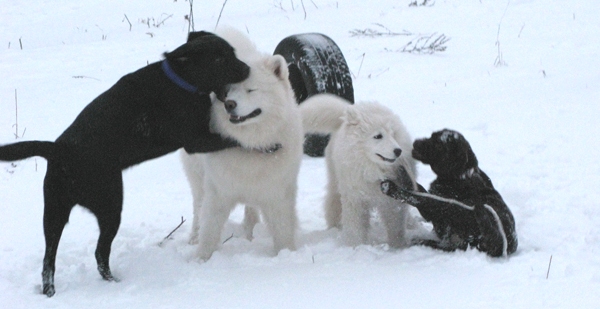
41 170 75 297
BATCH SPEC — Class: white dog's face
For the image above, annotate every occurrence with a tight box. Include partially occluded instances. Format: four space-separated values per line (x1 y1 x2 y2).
215 55 289 126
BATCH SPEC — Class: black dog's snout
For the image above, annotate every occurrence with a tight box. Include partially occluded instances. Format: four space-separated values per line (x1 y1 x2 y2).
224 100 237 112
394 148 402 158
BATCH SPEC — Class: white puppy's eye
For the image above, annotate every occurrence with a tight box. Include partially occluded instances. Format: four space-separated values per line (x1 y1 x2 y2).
374 133 383 140
247 89 257 93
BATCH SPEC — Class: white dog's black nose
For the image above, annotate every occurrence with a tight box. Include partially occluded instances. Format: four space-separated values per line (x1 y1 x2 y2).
394 148 402 158
224 100 237 113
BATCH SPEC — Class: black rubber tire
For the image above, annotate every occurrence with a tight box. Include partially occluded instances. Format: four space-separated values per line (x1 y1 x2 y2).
274 33 354 157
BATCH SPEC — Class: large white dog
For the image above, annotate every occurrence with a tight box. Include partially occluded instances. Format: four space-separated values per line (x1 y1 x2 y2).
300 94 417 248
180 28 303 260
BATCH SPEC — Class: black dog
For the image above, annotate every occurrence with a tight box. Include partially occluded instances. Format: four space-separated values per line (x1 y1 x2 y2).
0 31 249 297
381 129 517 257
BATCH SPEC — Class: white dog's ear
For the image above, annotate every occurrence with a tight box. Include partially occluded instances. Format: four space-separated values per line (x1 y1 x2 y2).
266 55 289 81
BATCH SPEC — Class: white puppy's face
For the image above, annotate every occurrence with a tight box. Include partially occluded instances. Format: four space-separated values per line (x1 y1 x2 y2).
342 104 404 166
364 127 403 165
215 55 288 126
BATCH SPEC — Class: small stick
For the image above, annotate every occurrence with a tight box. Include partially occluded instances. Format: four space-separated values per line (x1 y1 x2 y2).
300 0 307 20
188 0 195 32
19 37 23 50
546 255 553 279
158 216 186 247
123 14 132 31
356 53 365 78
215 0 229 31
222 233 234 244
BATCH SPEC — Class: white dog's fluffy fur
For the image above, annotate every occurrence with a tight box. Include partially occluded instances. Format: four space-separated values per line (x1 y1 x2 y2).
180 28 303 260
300 94 417 247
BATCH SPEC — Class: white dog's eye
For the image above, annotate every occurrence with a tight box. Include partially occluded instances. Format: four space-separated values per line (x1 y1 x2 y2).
247 89 257 93
374 133 383 140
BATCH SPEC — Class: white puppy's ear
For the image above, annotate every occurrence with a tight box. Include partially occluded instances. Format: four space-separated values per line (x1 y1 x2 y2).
343 107 362 126
266 55 289 81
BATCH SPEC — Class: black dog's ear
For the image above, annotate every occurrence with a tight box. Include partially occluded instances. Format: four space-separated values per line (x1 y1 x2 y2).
164 38 208 62
187 31 212 42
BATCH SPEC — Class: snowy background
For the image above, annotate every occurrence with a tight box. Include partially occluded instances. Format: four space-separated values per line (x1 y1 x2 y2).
1 0 599 308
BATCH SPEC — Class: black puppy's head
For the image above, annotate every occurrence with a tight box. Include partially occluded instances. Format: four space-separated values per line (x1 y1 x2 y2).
412 129 478 178
164 31 250 93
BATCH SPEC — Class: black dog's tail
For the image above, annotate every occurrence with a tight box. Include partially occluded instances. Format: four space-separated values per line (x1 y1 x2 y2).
0 141 57 162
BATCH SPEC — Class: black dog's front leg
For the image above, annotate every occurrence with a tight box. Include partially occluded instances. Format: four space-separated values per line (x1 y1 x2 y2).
183 132 240 153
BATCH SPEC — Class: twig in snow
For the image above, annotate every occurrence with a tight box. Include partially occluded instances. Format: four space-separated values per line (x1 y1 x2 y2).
356 53 365 78
401 33 450 54
72 75 101 81
300 0 307 20
158 216 186 247
494 0 510 67
546 255 553 279
215 0 229 31
409 0 435 7
19 37 23 50
187 0 196 33
222 233 234 244
123 14 132 31
349 25 412 38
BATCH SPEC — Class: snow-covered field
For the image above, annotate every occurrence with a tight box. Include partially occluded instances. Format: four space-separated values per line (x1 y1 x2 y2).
1 0 599 308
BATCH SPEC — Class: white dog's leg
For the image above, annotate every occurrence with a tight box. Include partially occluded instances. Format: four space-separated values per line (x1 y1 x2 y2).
340 196 369 247
260 195 297 253
180 151 206 245
242 206 260 240
380 201 410 248
195 191 235 261
189 196 204 245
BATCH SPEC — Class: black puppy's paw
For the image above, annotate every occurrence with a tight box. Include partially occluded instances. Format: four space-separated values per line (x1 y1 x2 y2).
381 180 409 202
380 180 395 194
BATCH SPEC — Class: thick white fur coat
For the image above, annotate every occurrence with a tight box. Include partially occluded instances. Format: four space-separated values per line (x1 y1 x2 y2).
180 28 303 260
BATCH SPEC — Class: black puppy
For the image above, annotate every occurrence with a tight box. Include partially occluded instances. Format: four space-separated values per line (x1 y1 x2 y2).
0 31 249 297
381 129 517 257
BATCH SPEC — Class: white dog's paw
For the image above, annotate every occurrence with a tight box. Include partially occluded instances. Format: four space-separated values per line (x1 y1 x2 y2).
196 246 216 262
188 233 199 245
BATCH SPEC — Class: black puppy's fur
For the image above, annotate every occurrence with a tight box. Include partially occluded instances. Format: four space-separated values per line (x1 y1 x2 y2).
0 31 249 297
381 129 517 257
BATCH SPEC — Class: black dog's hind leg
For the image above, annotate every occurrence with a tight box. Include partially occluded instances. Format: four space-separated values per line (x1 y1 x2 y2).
41 168 76 297
474 204 511 257
88 172 124 282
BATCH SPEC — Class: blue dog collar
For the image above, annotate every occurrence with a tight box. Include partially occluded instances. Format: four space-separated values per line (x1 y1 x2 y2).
161 60 203 94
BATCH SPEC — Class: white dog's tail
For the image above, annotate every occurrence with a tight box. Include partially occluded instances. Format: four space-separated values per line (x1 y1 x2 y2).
299 93 350 134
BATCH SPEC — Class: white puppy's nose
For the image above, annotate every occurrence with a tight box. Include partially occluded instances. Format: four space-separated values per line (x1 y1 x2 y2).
394 148 402 158
224 100 237 113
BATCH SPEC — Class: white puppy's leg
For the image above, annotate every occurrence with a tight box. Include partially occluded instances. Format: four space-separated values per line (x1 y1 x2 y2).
380 201 410 248
195 191 235 261
324 154 342 229
340 196 369 247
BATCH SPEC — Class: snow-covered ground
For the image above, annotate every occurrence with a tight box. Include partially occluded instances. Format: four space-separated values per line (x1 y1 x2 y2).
1 0 599 308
